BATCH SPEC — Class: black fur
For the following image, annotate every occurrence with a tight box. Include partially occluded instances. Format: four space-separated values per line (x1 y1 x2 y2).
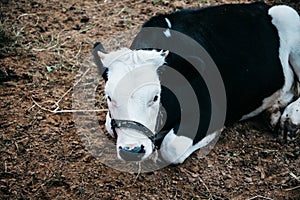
130 2 284 144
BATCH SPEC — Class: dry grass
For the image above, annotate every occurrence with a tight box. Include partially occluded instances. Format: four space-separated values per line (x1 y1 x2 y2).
1 0 300 199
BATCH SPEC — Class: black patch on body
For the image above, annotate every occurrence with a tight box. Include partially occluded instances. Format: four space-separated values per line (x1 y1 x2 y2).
131 2 284 144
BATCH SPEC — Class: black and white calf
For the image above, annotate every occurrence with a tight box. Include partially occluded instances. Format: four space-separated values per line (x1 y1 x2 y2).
95 2 300 164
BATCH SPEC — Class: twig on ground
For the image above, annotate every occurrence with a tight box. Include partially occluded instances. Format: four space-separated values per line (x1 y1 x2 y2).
289 172 300 182
199 177 214 200
4 161 7 173
252 146 279 153
31 68 108 114
32 99 107 113
56 68 90 107
284 185 300 191
17 13 40 26
124 162 141 188
247 195 273 200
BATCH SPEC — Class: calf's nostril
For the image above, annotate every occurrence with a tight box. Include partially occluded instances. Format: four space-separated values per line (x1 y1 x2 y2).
118 145 146 161
119 145 145 153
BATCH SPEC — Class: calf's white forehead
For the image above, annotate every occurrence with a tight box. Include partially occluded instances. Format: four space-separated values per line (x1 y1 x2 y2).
101 48 165 98
99 48 166 70
106 67 161 111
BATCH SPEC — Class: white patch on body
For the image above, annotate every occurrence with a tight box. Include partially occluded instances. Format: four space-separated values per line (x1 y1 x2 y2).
280 97 300 140
270 6 300 137
281 98 300 127
269 5 300 130
160 129 193 164
241 5 300 127
160 129 219 164
165 18 172 28
176 131 219 164
268 5 300 92
163 29 171 38
163 18 172 38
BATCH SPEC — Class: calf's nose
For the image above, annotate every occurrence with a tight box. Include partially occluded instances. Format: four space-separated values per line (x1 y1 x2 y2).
118 145 146 161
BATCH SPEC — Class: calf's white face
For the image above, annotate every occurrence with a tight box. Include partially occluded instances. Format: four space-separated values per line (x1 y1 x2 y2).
98 48 167 161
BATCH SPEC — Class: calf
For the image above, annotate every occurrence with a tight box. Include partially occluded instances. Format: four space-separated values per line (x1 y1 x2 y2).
95 2 300 164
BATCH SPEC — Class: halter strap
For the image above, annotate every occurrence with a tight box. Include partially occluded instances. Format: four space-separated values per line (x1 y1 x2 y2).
111 119 155 141
109 104 168 150
110 118 167 150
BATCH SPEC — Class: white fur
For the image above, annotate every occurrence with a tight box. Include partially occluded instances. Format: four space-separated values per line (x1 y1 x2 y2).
116 127 154 160
160 129 219 164
163 29 171 38
269 6 300 135
269 6 300 134
100 49 166 160
163 18 172 37
281 97 300 128
165 18 172 28
268 5 299 97
160 129 193 163
105 112 114 138
241 5 300 127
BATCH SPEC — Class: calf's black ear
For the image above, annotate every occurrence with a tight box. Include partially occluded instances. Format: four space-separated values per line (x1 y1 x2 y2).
92 42 108 81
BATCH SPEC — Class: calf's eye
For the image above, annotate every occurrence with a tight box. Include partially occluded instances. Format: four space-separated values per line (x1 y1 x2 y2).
107 96 112 102
153 95 158 102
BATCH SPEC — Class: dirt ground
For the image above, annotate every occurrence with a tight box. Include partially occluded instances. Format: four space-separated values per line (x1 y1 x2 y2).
1 0 300 199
